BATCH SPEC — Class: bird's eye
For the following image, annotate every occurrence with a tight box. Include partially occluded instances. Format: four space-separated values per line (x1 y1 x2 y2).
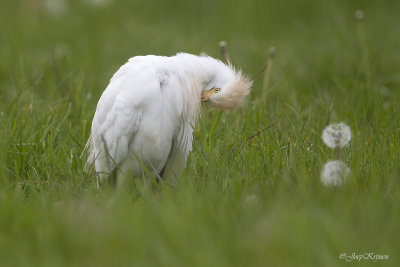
214 88 221 93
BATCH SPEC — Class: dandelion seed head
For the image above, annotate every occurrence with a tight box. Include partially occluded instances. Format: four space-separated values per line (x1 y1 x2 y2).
321 160 350 187
355 9 365 20
322 122 352 148
219 41 227 47
269 46 276 58
44 0 67 17
244 194 257 205
55 43 70 58
82 0 113 7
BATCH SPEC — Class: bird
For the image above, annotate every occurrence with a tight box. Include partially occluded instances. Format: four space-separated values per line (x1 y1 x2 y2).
86 53 252 188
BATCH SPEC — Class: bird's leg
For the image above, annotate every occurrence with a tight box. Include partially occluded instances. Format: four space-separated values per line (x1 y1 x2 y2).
109 168 118 187
158 166 166 182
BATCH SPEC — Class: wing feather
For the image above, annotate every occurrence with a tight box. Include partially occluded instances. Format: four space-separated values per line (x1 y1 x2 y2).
91 59 158 178
92 91 143 180
103 95 142 165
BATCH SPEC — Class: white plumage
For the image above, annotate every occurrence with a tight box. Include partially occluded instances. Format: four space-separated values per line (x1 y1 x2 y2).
87 53 252 187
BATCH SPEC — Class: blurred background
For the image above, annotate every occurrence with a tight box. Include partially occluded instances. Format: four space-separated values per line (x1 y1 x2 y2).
1 0 399 104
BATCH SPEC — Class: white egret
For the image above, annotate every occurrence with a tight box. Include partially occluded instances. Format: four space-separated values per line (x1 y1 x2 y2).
86 53 252 187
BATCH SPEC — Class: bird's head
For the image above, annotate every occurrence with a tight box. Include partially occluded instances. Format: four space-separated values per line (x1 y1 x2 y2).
200 64 252 111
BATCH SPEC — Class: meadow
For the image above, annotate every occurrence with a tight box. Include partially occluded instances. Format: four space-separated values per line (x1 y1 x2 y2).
0 0 399 266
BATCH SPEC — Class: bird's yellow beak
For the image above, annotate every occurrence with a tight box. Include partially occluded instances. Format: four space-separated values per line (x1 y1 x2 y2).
201 88 219 102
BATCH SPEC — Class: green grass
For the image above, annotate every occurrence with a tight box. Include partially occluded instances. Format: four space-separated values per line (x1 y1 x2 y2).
1 0 400 266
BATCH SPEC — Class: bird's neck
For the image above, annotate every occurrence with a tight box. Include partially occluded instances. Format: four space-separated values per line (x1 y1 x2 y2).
174 54 228 122
180 55 227 89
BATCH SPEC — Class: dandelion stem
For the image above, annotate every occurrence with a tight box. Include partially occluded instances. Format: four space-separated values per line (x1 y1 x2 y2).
261 46 276 108
219 41 231 65
336 147 341 160
355 10 371 86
